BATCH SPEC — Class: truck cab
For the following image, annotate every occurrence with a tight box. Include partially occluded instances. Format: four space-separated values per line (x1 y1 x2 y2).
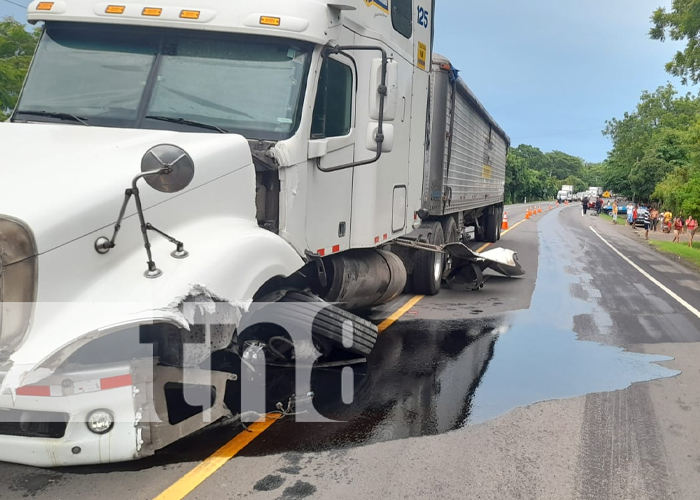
0 0 443 467
0 0 513 467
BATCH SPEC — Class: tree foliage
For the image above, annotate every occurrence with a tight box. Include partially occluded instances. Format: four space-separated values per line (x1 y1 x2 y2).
603 84 700 206
0 18 40 119
650 0 700 85
505 145 591 203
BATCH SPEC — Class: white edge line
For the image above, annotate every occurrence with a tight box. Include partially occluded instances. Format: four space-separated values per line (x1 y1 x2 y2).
590 226 700 320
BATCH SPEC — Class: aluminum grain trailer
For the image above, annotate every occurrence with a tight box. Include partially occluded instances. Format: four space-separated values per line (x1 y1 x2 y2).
421 54 509 246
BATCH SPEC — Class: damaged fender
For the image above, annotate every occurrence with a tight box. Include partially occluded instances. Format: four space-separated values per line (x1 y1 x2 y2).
2 216 305 393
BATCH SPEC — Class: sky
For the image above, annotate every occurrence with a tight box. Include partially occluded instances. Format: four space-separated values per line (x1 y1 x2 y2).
434 0 690 162
0 0 693 162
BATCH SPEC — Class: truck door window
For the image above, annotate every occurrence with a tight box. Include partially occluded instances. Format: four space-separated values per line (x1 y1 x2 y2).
311 58 353 139
392 0 413 39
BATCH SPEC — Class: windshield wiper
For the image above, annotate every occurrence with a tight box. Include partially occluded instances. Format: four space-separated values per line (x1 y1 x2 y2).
145 115 228 134
14 110 89 126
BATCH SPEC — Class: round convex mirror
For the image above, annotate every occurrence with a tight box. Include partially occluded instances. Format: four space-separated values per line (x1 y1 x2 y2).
141 144 195 193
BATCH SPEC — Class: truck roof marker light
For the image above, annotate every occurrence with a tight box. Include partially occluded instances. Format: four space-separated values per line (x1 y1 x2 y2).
142 7 162 16
260 16 281 26
36 2 54 10
105 5 126 14
180 10 200 19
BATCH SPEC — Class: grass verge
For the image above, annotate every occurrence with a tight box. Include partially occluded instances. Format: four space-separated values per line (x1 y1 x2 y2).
649 240 700 268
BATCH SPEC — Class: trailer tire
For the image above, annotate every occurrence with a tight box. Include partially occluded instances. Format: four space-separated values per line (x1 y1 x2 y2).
412 221 444 296
441 216 459 276
441 216 459 244
484 209 500 243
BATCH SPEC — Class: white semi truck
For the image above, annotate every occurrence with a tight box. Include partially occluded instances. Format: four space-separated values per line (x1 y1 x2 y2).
0 0 511 466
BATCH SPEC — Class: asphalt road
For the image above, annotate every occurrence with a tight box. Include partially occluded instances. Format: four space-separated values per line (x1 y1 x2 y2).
6 201 700 500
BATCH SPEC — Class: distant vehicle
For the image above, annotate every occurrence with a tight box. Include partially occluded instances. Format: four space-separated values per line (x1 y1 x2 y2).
588 187 603 197
634 207 649 227
602 203 628 215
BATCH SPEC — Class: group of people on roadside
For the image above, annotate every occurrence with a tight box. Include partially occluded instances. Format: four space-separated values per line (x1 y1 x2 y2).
609 199 697 246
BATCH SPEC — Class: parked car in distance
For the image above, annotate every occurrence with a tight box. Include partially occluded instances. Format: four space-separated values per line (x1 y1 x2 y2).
602 202 628 216
634 207 649 227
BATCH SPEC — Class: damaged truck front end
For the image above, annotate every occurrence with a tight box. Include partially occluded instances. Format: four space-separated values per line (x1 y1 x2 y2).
0 124 306 467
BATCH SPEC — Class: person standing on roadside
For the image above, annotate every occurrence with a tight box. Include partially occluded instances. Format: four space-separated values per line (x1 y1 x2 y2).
687 215 697 248
632 205 639 228
612 200 619 225
673 216 684 243
650 207 659 232
627 203 634 225
595 197 603 215
643 207 651 240
582 195 588 216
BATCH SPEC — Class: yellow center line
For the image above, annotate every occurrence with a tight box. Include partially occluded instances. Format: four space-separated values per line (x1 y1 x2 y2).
152 210 531 499
154 415 281 500
377 294 425 333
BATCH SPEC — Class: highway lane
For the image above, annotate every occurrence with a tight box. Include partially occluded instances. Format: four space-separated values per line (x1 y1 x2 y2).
9 201 697 499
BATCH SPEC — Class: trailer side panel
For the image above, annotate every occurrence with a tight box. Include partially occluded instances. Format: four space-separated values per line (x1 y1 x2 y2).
424 54 509 216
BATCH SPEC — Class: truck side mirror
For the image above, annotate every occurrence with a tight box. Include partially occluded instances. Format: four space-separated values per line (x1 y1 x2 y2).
141 144 195 194
95 144 194 278
370 58 398 121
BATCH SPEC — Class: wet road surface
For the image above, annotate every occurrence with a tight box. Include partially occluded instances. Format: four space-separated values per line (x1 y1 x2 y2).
3 203 700 499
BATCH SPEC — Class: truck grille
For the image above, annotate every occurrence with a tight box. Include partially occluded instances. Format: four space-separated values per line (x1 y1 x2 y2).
0 409 68 438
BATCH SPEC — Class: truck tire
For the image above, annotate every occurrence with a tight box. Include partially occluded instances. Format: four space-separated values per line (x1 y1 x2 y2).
441 216 459 276
496 206 503 241
484 209 499 243
441 215 459 244
412 221 444 296
238 292 378 360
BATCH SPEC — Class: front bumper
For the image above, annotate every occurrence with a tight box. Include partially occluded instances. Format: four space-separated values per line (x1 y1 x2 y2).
0 363 141 467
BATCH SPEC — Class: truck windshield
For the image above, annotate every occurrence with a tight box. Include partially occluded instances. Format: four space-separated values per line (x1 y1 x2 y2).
14 23 312 140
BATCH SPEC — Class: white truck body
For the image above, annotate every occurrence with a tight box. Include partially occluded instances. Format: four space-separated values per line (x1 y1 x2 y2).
0 0 508 466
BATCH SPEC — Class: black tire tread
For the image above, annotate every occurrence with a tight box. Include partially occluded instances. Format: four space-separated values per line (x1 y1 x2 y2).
412 221 445 296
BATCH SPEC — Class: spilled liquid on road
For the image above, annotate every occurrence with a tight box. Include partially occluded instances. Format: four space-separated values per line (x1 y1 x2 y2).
233 212 679 457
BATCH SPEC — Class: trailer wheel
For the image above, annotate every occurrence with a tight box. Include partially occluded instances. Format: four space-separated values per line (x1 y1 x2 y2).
441 216 459 276
496 206 504 241
484 209 500 243
412 221 444 296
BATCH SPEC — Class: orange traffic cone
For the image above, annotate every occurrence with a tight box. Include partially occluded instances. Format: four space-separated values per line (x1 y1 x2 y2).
502 211 509 230
538 206 542 214
525 208 531 219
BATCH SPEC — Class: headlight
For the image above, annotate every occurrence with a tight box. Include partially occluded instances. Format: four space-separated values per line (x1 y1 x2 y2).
0 216 38 356
86 409 114 434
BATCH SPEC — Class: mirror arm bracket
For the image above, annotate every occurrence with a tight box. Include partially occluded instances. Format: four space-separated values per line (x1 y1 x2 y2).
317 44 388 174
94 167 188 279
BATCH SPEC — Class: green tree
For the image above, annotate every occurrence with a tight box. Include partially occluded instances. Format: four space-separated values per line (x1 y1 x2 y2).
629 155 672 201
544 151 584 179
0 18 40 119
603 84 700 197
650 0 700 85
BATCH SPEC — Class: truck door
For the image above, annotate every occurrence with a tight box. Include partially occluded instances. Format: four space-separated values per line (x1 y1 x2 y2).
305 40 357 255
